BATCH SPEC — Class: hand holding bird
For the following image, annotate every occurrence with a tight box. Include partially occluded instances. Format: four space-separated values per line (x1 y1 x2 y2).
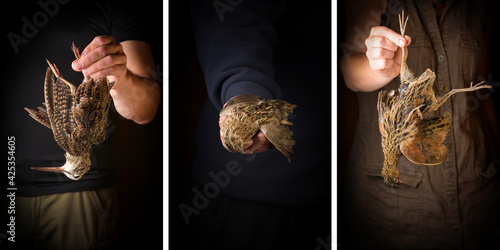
219 94 296 162
25 42 114 180
376 11 492 185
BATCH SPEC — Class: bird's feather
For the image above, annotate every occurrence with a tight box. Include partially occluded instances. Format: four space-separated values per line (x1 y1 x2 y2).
260 120 295 162
400 116 450 165
44 67 74 154
24 102 51 129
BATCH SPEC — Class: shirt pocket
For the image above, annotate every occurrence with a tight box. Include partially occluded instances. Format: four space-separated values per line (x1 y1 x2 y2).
364 165 423 235
459 33 483 84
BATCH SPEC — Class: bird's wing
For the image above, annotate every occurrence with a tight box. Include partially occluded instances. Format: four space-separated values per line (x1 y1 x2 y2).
260 120 295 163
225 94 260 106
377 90 394 135
220 94 260 116
24 102 51 129
400 116 450 165
44 67 75 153
72 77 112 148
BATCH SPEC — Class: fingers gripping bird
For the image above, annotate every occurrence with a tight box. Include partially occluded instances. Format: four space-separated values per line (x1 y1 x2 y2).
377 11 492 185
219 94 296 162
24 43 114 180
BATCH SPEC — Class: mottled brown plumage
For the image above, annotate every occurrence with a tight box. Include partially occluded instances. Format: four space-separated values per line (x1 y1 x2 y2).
377 11 492 185
24 43 113 180
219 94 296 162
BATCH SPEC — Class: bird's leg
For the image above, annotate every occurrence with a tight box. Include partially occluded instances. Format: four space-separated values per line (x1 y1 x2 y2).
404 104 424 124
72 41 81 60
46 59 76 95
71 42 91 81
414 106 424 120
432 81 492 110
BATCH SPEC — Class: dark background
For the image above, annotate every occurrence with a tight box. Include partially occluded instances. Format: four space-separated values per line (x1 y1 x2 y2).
168 0 206 247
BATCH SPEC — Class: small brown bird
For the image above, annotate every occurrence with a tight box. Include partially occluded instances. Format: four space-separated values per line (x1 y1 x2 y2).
377 11 492 185
24 43 114 180
219 94 296 162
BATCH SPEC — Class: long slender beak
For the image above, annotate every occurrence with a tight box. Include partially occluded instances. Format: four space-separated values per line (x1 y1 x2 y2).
31 166 83 180
31 166 70 174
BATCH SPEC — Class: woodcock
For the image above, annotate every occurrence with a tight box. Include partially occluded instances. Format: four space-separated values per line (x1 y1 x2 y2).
25 43 113 180
377 11 492 185
219 94 296 162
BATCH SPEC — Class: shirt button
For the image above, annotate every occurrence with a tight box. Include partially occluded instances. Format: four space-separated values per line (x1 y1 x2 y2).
440 85 448 92
454 226 461 232
438 54 445 62
444 112 452 119
448 171 456 178
450 197 457 204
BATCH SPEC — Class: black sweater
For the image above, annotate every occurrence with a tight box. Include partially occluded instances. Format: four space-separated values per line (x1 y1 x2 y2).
190 0 331 205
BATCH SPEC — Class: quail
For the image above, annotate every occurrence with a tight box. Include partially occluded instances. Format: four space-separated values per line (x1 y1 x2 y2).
377 11 492 185
219 94 296 162
25 42 114 180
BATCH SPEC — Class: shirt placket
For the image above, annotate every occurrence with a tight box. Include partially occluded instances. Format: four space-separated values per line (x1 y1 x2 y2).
417 1 462 248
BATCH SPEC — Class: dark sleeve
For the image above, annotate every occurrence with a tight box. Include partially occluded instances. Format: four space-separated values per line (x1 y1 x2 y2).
190 0 286 110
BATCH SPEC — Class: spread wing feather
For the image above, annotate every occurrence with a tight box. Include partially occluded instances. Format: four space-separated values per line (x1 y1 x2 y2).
24 102 51 129
260 120 295 163
44 67 75 154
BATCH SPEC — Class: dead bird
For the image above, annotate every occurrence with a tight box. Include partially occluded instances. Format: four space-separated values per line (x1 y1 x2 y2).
25 43 114 180
219 94 296 162
376 11 492 185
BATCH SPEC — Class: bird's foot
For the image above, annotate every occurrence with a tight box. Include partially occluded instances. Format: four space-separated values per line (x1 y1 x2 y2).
46 59 76 94
72 42 81 59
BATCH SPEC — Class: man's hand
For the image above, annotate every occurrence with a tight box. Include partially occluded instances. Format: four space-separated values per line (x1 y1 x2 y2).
365 26 411 79
71 35 127 83
70 35 161 125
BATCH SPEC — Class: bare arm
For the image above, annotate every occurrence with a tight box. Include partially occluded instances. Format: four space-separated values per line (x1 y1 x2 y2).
340 1 411 92
72 36 161 124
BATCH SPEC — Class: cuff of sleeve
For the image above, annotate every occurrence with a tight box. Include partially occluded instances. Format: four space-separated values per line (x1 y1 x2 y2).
223 81 275 105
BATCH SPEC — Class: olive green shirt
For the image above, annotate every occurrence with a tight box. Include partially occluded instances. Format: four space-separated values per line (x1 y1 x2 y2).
344 0 500 248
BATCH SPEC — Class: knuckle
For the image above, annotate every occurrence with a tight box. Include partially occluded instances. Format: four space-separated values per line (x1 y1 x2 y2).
373 48 384 58
379 59 389 68
95 36 106 45
370 59 388 71
368 48 383 59
104 55 114 65
375 36 386 47
97 46 108 57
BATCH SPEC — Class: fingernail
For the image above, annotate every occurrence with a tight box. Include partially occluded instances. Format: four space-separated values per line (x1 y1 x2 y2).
74 61 84 71
82 68 89 75
399 39 406 46
72 61 80 70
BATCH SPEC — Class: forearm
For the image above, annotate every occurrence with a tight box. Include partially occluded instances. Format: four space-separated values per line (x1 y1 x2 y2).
340 53 396 92
109 70 161 124
190 0 285 110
